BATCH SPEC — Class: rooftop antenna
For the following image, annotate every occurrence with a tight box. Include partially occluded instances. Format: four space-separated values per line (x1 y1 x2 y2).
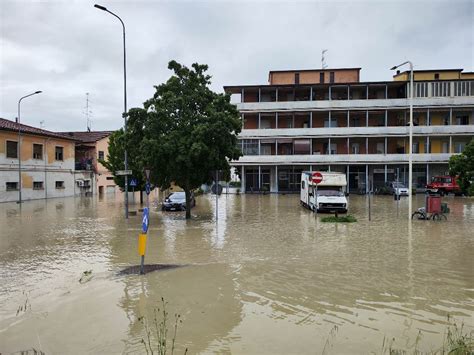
39 120 45 129
83 93 93 131
321 49 328 70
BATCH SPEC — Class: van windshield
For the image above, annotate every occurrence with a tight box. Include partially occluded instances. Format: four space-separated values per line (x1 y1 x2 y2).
317 187 344 197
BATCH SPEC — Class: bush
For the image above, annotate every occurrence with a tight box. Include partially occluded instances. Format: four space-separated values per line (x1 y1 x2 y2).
321 215 357 223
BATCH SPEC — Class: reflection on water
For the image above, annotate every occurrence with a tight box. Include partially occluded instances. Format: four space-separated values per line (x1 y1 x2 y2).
0 194 473 354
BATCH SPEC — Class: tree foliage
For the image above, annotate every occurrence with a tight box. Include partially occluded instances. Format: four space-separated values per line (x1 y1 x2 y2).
138 60 242 218
100 108 148 201
449 139 474 196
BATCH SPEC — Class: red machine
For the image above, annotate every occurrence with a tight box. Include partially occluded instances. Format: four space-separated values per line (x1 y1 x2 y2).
426 175 461 196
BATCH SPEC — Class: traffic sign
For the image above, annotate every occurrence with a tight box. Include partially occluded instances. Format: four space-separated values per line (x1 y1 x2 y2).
311 172 323 184
142 207 149 233
130 178 138 187
116 170 132 176
145 182 151 195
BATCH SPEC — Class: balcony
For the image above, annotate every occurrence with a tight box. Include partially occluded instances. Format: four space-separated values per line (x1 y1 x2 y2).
233 153 453 165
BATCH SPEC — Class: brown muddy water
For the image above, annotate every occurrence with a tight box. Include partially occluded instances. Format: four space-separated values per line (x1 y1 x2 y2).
0 194 473 354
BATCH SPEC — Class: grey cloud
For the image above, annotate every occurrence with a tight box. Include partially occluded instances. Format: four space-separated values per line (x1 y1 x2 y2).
1 0 472 132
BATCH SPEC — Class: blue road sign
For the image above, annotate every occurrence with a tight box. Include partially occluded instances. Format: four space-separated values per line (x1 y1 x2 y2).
145 182 151 195
142 207 149 233
130 178 138 187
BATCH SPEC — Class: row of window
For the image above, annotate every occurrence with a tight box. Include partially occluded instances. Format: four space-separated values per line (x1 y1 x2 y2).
413 81 473 98
238 139 468 155
5 141 64 161
5 181 65 191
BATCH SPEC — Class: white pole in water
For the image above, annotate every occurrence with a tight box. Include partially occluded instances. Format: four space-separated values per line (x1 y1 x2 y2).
215 170 218 222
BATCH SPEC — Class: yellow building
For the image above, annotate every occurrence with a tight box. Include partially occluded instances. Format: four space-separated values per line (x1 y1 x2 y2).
0 117 80 202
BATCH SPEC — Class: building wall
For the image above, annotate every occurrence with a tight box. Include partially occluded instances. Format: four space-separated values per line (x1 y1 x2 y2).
0 131 76 202
95 136 117 194
393 71 462 81
269 69 360 85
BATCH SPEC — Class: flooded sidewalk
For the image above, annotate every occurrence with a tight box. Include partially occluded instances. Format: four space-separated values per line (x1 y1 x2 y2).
0 194 473 354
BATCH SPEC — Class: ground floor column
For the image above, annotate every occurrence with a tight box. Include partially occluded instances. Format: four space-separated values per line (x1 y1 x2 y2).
426 164 430 185
258 165 261 191
365 165 369 194
346 165 350 194
275 165 279 193
384 164 388 183
241 166 245 193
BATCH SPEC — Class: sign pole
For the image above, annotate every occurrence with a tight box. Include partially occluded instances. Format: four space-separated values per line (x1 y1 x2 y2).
215 170 218 222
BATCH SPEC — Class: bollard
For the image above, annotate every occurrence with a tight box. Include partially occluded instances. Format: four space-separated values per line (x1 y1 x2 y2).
138 207 149 275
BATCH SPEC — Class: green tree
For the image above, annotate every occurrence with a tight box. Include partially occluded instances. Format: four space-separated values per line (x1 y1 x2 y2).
140 60 242 219
101 108 148 203
449 139 474 196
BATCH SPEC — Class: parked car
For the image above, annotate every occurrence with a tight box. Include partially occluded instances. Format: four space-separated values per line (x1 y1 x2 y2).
386 181 409 196
162 191 196 211
426 176 461 196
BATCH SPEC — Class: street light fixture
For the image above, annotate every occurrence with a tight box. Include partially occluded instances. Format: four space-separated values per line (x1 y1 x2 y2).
94 3 129 219
391 61 414 221
17 91 42 204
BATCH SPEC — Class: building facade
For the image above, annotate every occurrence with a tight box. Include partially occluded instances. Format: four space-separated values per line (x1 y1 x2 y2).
224 68 474 193
62 131 117 195
0 118 79 202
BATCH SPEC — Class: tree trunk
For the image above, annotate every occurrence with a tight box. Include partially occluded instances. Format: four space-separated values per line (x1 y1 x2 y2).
185 187 191 219
140 190 143 205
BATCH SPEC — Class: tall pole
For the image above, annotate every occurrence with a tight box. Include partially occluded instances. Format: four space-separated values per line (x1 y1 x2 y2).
391 61 413 221
17 91 42 204
94 4 129 219
408 62 413 221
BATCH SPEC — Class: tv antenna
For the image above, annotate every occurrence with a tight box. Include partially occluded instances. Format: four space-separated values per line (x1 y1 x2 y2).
321 49 328 69
83 93 93 131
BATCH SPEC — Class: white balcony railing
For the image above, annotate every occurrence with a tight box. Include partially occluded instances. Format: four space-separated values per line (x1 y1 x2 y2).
231 153 454 165
237 96 474 112
240 125 474 139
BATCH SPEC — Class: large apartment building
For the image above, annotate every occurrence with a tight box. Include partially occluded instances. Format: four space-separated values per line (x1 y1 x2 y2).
224 68 474 193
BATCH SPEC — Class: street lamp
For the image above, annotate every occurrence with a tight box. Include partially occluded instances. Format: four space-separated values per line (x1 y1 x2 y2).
17 91 42 204
391 61 414 221
94 4 129 219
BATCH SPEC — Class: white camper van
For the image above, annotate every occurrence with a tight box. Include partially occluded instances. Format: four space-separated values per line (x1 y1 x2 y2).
300 171 348 213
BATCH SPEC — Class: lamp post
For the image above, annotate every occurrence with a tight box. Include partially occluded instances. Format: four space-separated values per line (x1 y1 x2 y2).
17 91 42 204
94 4 129 219
391 61 414 221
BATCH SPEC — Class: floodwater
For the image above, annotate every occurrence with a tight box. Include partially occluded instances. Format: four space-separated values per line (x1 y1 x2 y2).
0 193 473 354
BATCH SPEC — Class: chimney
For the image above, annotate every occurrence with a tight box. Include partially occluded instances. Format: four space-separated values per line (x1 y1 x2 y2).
15 117 18 123
396 70 400 75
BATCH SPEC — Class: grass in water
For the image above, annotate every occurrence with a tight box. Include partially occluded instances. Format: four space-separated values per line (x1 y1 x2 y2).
380 315 473 355
139 297 187 355
321 215 357 223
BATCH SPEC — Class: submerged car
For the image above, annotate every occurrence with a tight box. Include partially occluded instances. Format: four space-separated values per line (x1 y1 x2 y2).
162 191 196 211
387 181 409 196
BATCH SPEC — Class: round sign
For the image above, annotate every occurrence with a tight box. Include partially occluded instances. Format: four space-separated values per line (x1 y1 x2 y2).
311 172 323 184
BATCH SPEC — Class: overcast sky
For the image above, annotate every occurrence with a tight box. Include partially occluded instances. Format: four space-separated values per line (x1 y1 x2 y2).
1 0 473 132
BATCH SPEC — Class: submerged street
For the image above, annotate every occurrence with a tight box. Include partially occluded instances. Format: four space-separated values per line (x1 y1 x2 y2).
0 194 473 354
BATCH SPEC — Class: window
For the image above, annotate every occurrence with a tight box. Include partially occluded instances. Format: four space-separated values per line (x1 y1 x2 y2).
295 73 300 85
351 143 360 154
6 182 18 191
442 142 449 153
412 142 419 154
434 73 439 80
33 181 44 190
260 145 272 155
238 140 258 155
455 115 469 125
415 82 428 97
330 72 335 83
320 72 324 83
98 151 105 160
55 181 65 189
376 142 385 154
455 142 465 153
6 140 18 158
33 144 43 160
106 176 114 180
55 146 64 161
